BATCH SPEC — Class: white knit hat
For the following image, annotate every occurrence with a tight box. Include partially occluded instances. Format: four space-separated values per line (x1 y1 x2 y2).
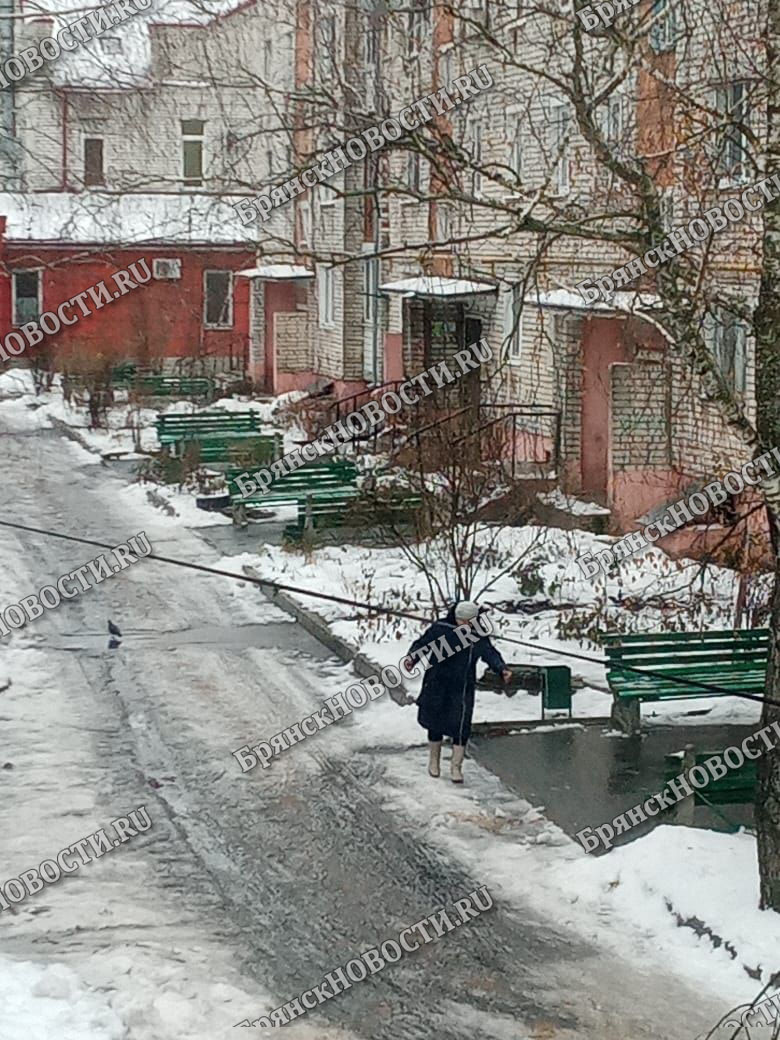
454 600 480 621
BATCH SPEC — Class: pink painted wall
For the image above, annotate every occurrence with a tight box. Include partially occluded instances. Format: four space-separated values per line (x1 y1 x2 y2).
384 332 404 382
580 317 628 503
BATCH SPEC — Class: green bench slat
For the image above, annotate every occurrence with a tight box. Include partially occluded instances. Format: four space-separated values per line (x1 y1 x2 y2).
604 629 768 646
605 627 769 731
664 751 757 803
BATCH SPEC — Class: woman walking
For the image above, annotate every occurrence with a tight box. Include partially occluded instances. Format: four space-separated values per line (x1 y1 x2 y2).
404 601 511 783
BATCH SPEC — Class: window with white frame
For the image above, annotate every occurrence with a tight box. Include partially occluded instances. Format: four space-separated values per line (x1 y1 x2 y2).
438 46 454 89
503 284 523 363
362 255 379 323
466 117 484 195
462 0 488 27
407 150 421 193
434 202 452 241
12 269 41 326
547 99 571 195
601 92 627 148
716 81 750 179
181 119 204 187
659 188 675 232
649 0 677 52
509 114 523 184
407 0 429 55
299 199 312 246
318 265 336 328
704 306 748 394
203 270 233 328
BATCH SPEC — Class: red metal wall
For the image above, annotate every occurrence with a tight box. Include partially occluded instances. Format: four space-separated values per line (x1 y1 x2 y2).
0 243 254 366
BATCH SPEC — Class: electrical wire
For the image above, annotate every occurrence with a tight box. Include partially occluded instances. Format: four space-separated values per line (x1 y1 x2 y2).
1 516 779 708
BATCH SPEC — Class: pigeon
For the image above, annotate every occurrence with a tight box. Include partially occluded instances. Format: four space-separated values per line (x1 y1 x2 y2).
108 637 122 650
108 620 122 637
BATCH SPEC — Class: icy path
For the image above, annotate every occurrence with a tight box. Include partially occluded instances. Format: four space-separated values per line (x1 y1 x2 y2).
0 418 727 1039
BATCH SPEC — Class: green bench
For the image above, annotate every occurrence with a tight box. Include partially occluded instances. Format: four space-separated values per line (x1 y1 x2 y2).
228 460 359 525
228 459 358 505
157 412 281 463
283 491 422 543
118 373 215 399
664 746 757 807
604 628 768 734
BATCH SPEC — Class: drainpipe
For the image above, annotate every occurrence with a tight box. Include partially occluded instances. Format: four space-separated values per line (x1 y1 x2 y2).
0 0 21 188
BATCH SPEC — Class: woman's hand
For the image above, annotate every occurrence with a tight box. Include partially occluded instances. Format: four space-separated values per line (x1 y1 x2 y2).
501 668 513 684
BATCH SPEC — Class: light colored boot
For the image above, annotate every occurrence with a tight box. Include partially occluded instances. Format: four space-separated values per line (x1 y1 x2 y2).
428 741 442 778
451 744 466 784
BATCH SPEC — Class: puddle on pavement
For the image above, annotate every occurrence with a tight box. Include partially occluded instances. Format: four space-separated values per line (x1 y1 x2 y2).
472 722 756 846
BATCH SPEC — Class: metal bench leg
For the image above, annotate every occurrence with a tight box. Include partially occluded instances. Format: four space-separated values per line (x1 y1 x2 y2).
611 696 641 735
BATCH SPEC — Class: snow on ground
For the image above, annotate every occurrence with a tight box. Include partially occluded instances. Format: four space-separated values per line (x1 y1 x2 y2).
5 379 777 1021
377 746 780 1010
241 527 764 728
0 371 298 460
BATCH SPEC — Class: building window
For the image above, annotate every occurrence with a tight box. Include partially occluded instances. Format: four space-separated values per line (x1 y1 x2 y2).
203 270 233 328
434 202 452 241
323 14 337 59
601 93 626 148
649 0 677 52
704 306 748 394
503 284 523 363
182 119 204 187
660 188 675 231
547 99 571 195
299 200 312 246
12 270 41 326
509 116 523 183
99 36 122 54
466 117 484 195
83 137 104 187
407 0 429 56
716 81 750 179
363 255 378 323
438 46 454 89
407 150 421 192
318 265 336 328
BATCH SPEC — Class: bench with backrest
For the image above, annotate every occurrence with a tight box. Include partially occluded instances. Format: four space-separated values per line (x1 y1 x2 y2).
228 459 359 524
604 628 768 734
118 372 215 398
283 490 422 542
664 746 757 807
157 412 279 462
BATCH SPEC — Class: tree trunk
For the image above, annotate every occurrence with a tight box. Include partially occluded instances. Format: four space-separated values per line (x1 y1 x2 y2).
752 0 780 914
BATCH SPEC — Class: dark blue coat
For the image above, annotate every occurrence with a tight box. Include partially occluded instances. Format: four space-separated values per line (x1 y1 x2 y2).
408 606 506 743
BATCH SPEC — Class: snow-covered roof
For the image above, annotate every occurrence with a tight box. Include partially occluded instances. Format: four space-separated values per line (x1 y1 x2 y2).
0 191 258 245
379 276 497 298
21 0 251 89
236 265 314 280
525 289 662 313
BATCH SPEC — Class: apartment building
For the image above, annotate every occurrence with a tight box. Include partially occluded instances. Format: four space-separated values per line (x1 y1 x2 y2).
0 0 766 542
293 0 764 540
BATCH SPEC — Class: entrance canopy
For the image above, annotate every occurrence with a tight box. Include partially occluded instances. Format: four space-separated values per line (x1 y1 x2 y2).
525 289 662 313
379 276 497 299
236 264 314 280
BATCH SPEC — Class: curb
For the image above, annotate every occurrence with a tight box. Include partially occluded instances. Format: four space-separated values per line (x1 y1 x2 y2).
241 564 411 706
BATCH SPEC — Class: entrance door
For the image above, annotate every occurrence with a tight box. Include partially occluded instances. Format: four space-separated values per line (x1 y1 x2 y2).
580 317 629 503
